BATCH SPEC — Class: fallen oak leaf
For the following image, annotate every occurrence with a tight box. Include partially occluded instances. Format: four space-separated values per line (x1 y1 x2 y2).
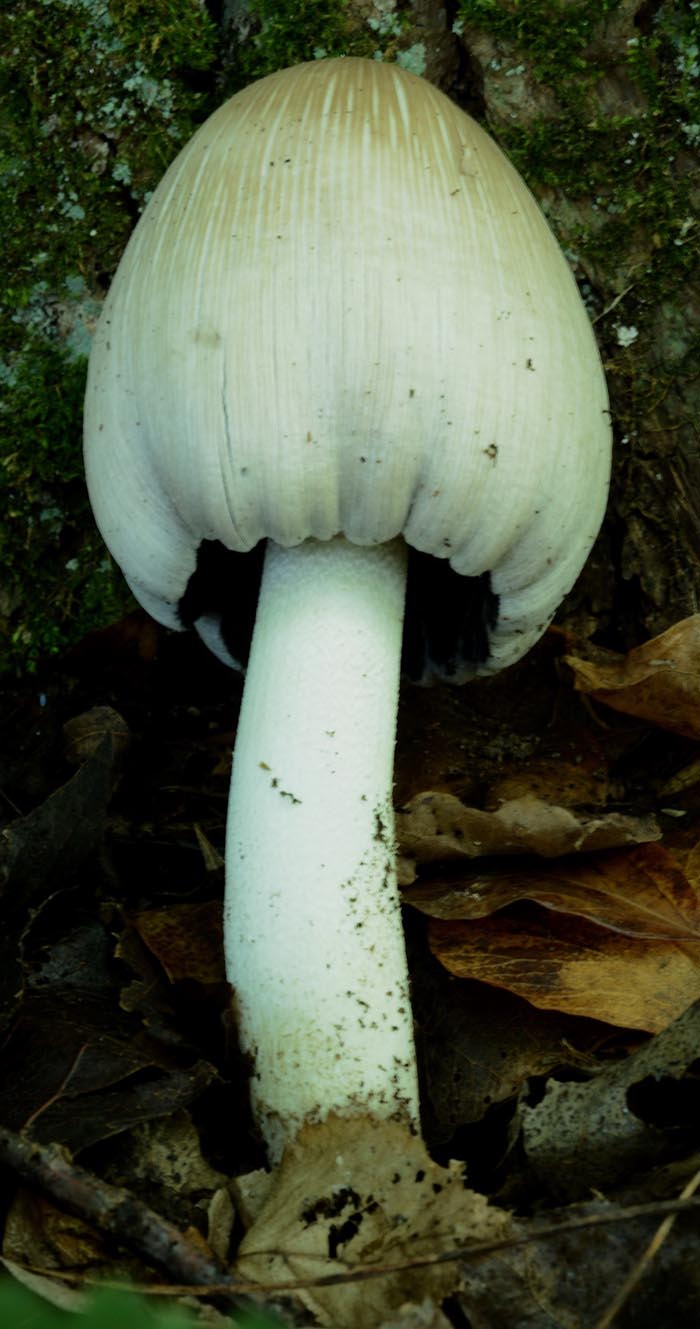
565 614 700 739
426 909 700 1033
404 842 700 940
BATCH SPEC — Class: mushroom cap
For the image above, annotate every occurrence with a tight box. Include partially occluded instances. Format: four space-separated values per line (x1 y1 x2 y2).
84 57 611 674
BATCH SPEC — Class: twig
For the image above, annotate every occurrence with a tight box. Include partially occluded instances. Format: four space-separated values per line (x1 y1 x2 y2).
0 1125 249 1312
5 1120 700 1315
23 1045 89 1132
594 1168 700 1329
8 1191 700 1298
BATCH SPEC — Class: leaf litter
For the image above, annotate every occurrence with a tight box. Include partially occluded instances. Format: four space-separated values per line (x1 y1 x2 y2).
2 616 700 1323
565 614 700 740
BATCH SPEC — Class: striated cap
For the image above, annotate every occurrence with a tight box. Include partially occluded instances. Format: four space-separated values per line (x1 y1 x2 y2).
84 57 611 677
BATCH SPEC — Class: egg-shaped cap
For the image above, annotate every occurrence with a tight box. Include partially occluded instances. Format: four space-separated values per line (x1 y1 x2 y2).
84 57 611 674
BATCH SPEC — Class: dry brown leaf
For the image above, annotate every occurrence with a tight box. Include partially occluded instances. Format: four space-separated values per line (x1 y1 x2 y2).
486 756 611 809
130 900 225 987
416 968 607 1133
659 756 700 798
62 706 131 768
230 1167 274 1229
396 790 660 879
2 1188 135 1286
194 823 225 872
565 614 700 738
427 910 700 1032
235 1115 511 1329
405 842 700 939
207 1187 235 1265
670 840 700 892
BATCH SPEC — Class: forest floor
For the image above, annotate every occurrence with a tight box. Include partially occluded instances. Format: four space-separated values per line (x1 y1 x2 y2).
2 606 700 1327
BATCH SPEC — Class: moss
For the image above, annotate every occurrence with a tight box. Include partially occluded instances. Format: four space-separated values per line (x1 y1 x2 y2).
1 0 218 319
222 0 371 91
459 0 620 83
0 338 128 670
456 1 700 299
453 1 700 637
455 0 700 413
0 0 218 674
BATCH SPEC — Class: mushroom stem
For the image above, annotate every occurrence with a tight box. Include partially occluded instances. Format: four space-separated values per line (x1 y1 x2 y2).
224 534 418 1160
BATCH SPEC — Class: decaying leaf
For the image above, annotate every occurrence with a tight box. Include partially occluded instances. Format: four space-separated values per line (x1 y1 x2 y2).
129 901 226 988
517 999 700 1201
0 988 217 1151
450 1193 700 1329
426 910 700 1032
0 713 130 1035
659 755 700 798
2 1188 136 1289
485 756 611 810
0 729 124 907
488 754 613 802
412 842 700 1031
207 1187 236 1265
62 706 130 768
235 1115 511 1329
414 961 607 1137
565 614 700 738
230 1167 274 1230
669 839 700 892
102 1112 229 1236
62 1113 239 1276
396 789 660 881
194 823 225 872
405 842 700 939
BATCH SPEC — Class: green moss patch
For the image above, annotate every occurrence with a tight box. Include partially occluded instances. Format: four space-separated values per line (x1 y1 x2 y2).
456 1 700 307
1 0 218 674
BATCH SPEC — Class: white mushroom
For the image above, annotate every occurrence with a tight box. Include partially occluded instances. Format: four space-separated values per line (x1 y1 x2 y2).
84 57 611 1162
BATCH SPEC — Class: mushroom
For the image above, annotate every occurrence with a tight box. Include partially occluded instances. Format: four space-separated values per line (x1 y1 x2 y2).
84 58 611 1162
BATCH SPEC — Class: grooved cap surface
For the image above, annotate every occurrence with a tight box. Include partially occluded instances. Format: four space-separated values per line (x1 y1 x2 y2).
84 57 611 671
